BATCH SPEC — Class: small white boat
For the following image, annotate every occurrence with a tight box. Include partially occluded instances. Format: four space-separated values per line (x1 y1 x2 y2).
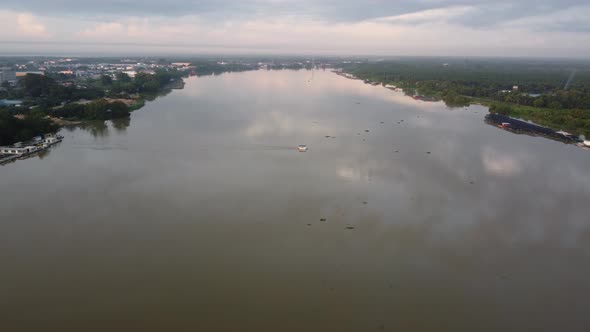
297 145 308 152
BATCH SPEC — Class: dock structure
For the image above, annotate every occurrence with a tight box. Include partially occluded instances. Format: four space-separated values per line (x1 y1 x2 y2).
485 113 580 144
0 133 63 166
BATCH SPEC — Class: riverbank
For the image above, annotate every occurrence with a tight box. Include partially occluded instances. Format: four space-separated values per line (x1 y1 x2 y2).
471 97 590 137
337 69 590 137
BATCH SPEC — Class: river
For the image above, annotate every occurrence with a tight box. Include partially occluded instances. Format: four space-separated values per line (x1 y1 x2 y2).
1 69 589 331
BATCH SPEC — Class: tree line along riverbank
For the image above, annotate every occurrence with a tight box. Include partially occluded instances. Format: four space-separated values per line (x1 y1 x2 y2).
0 60 270 146
340 59 590 137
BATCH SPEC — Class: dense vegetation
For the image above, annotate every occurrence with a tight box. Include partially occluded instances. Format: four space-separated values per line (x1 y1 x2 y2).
94 69 186 95
0 107 58 145
0 59 262 146
341 58 590 136
488 103 590 136
49 100 131 120
191 62 258 76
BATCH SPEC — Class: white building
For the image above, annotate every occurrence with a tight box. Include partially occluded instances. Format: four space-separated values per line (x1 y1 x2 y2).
122 70 137 78
172 63 192 68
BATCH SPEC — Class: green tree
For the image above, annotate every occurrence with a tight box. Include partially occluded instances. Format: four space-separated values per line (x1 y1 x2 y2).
116 72 132 83
84 99 110 120
533 99 545 108
548 101 562 109
101 75 113 85
108 101 130 118
21 74 57 98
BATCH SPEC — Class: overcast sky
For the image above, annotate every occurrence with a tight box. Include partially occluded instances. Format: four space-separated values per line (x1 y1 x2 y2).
0 0 589 57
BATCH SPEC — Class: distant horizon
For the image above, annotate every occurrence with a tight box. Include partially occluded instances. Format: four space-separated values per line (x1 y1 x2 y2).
1 51 590 62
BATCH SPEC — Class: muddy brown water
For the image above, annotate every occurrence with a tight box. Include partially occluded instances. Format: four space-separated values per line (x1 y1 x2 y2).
1 70 589 331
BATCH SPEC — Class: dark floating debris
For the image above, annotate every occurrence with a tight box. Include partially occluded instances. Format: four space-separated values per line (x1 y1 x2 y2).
394 150 399 153
365 130 370 132
346 226 355 230
469 181 475 185
320 218 327 222
307 224 312 226
325 136 331 138
426 151 431 154
363 201 368 205
380 122 384 124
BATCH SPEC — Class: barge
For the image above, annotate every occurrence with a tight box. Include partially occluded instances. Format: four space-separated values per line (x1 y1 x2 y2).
485 113 581 144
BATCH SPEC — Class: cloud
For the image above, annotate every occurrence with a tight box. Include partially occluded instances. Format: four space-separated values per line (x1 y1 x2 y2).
16 13 49 37
500 5 590 33
78 22 125 38
0 1 590 56
373 6 476 25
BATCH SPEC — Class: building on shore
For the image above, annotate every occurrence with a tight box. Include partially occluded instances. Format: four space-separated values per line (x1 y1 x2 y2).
172 63 192 68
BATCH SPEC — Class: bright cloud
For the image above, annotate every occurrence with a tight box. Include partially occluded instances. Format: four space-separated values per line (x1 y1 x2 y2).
16 13 47 36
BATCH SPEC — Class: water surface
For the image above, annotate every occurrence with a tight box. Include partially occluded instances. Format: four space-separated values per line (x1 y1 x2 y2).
1 70 590 331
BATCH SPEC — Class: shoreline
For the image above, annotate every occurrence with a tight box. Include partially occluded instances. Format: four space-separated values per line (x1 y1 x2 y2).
335 69 590 138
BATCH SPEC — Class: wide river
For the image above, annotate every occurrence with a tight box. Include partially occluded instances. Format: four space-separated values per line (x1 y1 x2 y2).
1 70 590 331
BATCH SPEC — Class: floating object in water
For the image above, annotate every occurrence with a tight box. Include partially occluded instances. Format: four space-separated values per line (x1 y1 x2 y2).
346 226 355 230
363 202 368 205
325 136 331 138
365 130 370 132
297 145 308 152
320 218 327 222
426 152 431 154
